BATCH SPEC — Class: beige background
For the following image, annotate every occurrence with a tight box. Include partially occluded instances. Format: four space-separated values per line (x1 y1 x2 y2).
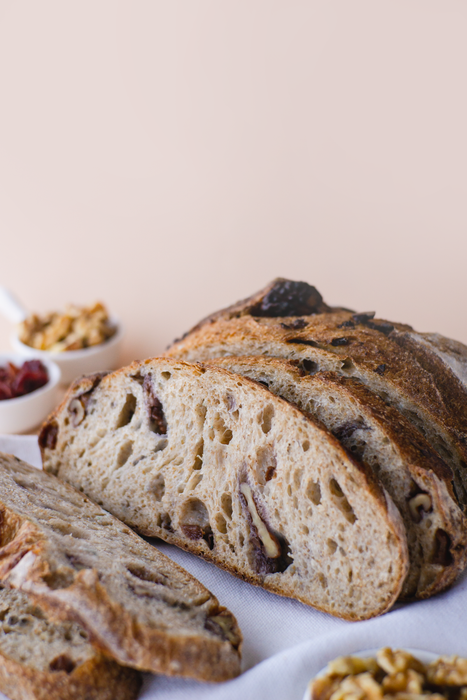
0 1 466 368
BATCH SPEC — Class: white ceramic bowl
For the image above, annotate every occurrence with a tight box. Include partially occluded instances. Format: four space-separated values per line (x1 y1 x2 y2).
302 648 438 700
10 318 124 385
0 354 61 434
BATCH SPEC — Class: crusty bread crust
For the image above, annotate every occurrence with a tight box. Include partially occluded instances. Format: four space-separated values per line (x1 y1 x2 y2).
0 453 242 682
173 278 338 343
41 358 409 621
205 356 467 600
0 587 141 700
166 312 467 512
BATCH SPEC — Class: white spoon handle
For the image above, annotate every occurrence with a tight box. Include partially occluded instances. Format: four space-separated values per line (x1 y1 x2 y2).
0 288 28 324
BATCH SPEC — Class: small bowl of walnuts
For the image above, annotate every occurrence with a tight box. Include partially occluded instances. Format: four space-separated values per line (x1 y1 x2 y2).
304 647 467 700
0 354 61 433
2 293 124 385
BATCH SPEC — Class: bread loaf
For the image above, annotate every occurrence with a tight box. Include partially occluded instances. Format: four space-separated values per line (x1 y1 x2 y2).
0 452 242 682
0 586 141 700
40 359 409 621
204 356 467 599
166 307 467 514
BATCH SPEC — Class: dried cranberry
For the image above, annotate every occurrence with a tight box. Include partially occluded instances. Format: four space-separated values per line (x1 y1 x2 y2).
0 360 48 401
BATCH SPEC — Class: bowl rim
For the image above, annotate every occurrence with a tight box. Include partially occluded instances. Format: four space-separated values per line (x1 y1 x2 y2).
10 316 123 362
0 353 61 405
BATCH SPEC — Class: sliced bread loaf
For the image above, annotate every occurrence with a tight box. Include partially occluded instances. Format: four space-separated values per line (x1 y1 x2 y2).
204 356 467 600
166 312 467 514
0 585 141 700
40 359 409 621
0 452 242 681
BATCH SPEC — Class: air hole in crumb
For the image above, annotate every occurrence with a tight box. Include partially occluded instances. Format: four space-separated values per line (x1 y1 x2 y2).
318 573 327 589
306 480 321 505
299 359 318 375
260 405 275 434
341 358 355 372
161 371 171 380
348 570 353 582
239 533 244 547
212 414 233 445
193 440 204 470
116 441 134 468
149 473 165 501
327 539 338 554
215 513 227 534
293 469 303 488
302 440 310 452
329 479 344 497
330 479 356 523
116 394 137 428
195 403 207 430
221 493 233 518
287 484 292 497
301 525 309 535
49 655 76 674
255 445 277 485
154 439 168 453
179 498 214 549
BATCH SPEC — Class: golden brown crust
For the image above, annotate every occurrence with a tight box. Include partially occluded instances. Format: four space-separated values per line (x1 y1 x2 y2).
0 649 141 700
0 455 242 682
166 312 467 510
173 278 337 343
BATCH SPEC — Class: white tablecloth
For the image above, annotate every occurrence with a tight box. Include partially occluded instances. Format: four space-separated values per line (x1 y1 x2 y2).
1 436 466 700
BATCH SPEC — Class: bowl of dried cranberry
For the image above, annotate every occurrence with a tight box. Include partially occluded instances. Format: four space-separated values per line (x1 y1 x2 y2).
0 354 61 434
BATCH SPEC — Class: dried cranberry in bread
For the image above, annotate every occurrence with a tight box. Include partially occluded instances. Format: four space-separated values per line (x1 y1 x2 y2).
166 306 467 514
0 453 241 682
205 356 467 600
0 586 141 700
41 359 408 621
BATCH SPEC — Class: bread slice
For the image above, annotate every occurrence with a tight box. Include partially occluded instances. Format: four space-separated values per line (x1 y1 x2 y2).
0 585 141 700
204 356 467 600
166 312 467 515
40 359 409 621
0 452 242 682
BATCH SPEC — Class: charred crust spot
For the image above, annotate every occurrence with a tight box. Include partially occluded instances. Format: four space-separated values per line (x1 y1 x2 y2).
343 313 394 336
249 280 324 317
374 364 387 375
38 421 59 450
280 318 308 330
366 320 395 336
433 529 453 566
352 312 376 324
143 376 167 435
331 337 349 347
49 654 76 674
